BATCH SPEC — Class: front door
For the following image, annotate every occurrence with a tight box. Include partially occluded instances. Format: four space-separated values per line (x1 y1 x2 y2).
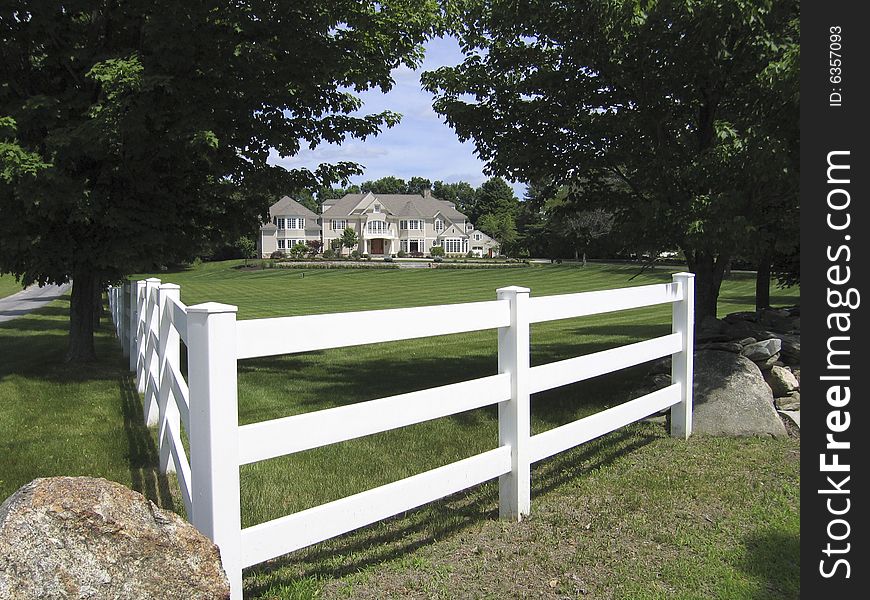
371 239 384 255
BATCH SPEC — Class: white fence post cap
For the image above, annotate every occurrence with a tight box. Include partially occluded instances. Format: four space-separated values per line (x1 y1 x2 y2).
187 302 238 315
159 283 181 290
145 277 162 283
672 272 695 279
496 286 531 294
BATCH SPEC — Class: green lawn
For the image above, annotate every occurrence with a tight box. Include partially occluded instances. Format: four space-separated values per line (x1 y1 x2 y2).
1 262 800 598
0 274 25 299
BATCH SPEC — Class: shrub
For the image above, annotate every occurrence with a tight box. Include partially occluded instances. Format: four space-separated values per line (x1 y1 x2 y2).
430 246 445 257
270 250 286 260
397 250 407 258
383 256 393 263
350 250 360 259
465 251 475 258
362 253 370 260
289 242 308 259
433 256 443 263
322 248 336 259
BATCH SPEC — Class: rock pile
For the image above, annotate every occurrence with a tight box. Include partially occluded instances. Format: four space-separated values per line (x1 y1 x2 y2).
642 306 800 436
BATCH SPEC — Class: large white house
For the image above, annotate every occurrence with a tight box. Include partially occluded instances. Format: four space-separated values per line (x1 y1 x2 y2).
259 191 500 258
258 196 321 257
320 190 500 257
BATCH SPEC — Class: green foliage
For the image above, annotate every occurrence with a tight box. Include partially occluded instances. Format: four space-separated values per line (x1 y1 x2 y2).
340 227 359 254
406 176 432 195
361 176 408 194
288 242 309 260
0 0 439 358
322 248 336 259
430 246 445 257
424 0 799 317
477 212 518 250
397 250 408 258
235 236 257 261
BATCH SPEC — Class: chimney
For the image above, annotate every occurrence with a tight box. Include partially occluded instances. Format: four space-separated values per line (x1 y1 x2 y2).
422 187 432 198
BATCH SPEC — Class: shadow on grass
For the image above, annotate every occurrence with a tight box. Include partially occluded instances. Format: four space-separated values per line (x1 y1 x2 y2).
738 530 800 599
118 373 175 512
243 426 660 597
717 293 800 308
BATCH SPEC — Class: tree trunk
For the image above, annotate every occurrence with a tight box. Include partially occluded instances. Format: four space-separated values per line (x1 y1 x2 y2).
686 249 729 324
755 250 772 311
66 270 98 363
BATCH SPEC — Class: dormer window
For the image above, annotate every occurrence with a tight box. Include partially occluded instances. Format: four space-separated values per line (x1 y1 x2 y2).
373 204 381 213
434 219 444 232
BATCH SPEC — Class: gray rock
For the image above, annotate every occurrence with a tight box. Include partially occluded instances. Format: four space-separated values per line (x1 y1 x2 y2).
692 350 787 437
779 334 801 364
775 391 801 411
0 477 229 600
754 352 782 372
697 341 743 353
765 365 800 397
741 338 782 361
737 337 757 346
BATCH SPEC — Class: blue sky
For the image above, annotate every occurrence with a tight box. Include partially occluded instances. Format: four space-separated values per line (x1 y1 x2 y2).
269 37 526 197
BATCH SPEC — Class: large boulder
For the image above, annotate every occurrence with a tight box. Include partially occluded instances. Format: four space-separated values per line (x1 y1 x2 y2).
692 350 786 437
0 477 229 600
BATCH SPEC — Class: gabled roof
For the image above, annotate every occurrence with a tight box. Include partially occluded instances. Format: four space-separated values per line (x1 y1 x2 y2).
468 229 497 244
321 193 468 221
268 196 319 220
438 224 468 238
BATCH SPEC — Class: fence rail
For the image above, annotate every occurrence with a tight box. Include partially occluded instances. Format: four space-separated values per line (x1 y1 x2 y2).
107 273 694 600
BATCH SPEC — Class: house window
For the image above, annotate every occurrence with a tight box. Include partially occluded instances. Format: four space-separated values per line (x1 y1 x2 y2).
331 219 347 230
399 220 407 230
286 217 304 230
434 219 444 232
410 220 422 230
466 222 473 231
367 221 389 234
277 239 286 249
373 204 381 213
443 238 465 253
276 217 286 230
432 240 440 246
474 233 481 240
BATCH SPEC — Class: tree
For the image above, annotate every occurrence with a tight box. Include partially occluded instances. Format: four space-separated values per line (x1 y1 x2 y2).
340 227 359 256
472 177 518 223
433 180 476 215
1 1 437 360
361 176 407 194
407 176 433 195
423 0 799 321
477 212 518 255
235 237 257 266
553 208 614 266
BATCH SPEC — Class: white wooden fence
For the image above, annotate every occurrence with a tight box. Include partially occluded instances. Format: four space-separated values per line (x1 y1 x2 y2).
107 273 695 599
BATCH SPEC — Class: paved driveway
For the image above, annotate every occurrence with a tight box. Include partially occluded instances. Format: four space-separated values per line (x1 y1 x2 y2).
0 282 72 323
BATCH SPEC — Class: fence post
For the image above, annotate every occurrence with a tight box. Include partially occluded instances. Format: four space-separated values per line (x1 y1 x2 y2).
158 283 181 474
139 278 161 403
496 285 531 521
670 272 695 439
129 281 142 371
120 283 130 357
187 302 242 600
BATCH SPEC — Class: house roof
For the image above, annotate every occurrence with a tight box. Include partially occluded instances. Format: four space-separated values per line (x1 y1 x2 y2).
468 229 497 244
321 193 468 222
268 196 319 220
